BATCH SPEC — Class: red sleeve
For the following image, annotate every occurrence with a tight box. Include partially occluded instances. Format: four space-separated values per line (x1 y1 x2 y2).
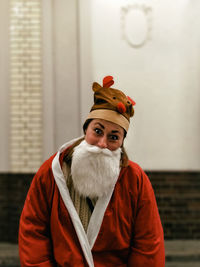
128 168 165 267
18 157 56 267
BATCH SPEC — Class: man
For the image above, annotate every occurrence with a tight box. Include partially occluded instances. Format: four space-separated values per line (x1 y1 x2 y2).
19 76 165 266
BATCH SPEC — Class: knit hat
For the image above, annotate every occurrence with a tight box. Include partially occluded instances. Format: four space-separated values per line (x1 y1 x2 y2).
86 76 136 132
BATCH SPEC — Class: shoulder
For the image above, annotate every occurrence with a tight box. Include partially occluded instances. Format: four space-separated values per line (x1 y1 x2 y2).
39 153 56 170
30 153 57 192
120 160 152 193
126 160 144 174
22 154 58 216
36 153 56 178
121 160 146 180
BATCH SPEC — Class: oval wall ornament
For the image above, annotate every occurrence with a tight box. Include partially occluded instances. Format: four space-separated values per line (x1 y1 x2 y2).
121 4 152 48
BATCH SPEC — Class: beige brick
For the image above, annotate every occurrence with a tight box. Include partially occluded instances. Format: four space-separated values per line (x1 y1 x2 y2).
10 0 43 173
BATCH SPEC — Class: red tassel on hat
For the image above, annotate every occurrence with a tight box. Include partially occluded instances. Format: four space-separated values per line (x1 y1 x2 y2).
103 76 114 88
127 96 136 106
117 102 126 113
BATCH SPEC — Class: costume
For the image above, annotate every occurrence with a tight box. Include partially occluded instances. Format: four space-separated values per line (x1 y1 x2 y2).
19 138 165 267
19 76 165 266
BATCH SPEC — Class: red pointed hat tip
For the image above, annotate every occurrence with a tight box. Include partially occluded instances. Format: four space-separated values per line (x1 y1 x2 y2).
117 102 126 113
127 96 136 106
103 76 114 88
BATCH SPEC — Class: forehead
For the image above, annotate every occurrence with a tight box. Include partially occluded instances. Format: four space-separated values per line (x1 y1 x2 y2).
90 119 124 133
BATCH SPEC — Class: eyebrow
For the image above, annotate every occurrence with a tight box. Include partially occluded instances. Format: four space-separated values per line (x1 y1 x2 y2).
95 122 120 134
95 122 105 129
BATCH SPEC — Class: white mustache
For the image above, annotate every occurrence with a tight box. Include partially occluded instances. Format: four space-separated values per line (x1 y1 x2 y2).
86 145 112 156
82 140 121 157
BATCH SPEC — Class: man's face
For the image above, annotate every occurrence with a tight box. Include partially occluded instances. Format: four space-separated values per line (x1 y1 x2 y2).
85 119 124 151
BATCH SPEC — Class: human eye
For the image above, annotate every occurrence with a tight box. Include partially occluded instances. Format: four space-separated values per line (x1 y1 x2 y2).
94 128 103 135
109 134 119 141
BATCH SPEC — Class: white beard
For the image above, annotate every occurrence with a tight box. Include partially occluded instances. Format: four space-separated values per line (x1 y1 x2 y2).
71 140 121 198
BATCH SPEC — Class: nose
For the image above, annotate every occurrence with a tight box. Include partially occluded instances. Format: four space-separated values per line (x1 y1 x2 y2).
97 136 108 149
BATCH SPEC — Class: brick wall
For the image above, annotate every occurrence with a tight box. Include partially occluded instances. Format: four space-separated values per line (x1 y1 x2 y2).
0 171 199 243
9 0 43 173
0 173 33 243
147 171 200 239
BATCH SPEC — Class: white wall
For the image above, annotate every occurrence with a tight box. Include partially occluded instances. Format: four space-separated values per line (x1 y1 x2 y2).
0 0 81 171
42 0 81 160
0 0 199 172
79 0 200 170
0 0 10 172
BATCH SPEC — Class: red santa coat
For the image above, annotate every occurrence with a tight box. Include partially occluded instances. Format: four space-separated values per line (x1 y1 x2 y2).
19 139 165 267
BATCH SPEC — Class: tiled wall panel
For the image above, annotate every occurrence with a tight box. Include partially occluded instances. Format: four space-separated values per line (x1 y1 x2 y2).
9 0 42 172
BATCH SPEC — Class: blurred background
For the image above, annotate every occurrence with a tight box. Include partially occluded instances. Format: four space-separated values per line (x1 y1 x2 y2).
0 0 199 266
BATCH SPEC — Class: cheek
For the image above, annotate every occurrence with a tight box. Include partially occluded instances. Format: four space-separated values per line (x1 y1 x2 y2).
108 145 118 151
85 132 97 145
108 139 123 151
